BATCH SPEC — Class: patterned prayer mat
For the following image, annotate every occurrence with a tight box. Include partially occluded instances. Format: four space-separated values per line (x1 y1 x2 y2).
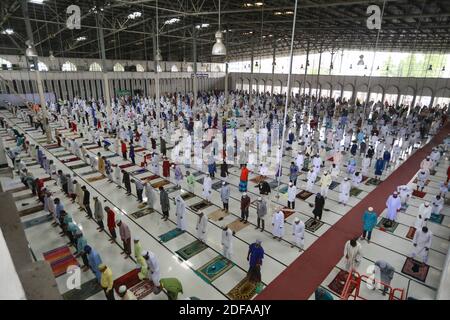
43 245 79 277
141 174 160 181
208 209 229 221
53 152 72 158
80 170 98 176
278 185 288 194
129 279 154 300
22 214 52 229
86 175 106 183
119 163 134 169
26 161 39 166
62 278 103 300
176 240 208 260
328 270 357 296
350 187 363 197
68 163 90 170
305 218 324 232
131 168 148 176
61 157 80 163
406 227 416 240
297 190 313 200
151 179 170 189
164 186 180 194
131 208 154 219
281 207 295 219
82 142 97 147
377 218 399 233
227 219 249 233
429 213 444 224
212 181 223 191
86 146 101 151
114 269 141 294
134 147 146 153
45 144 60 149
190 200 211 212
401 258 429 282
195 256 235 283
329 181 340 190
429 169 437 176
158 228 185 243
412 190 426 198
250 175 267 184
180 190 196 201
365 178 382 186
227 277 257 300
18 204 44 217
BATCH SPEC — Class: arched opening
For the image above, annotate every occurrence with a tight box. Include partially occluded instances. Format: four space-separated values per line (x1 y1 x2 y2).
266 79 273 94
332 83 343 99
293 81 301 95
399 86 415 107
170 64 178 72
321 82 332 98
342 83 354 101
416 87 433 107
89 62 102 71
186 64 193 72
369 85 384 103
384 85 399 105
37 61 48 71
156 64 162 72
243 78 250 93
136 64 145 72
301 81 311 95
258 79 265 93
61 61 77 71
113 63 124 72
251 78 258 93
273 80 282 94
434 87 450 108
356 84 368 104
236 78 243 91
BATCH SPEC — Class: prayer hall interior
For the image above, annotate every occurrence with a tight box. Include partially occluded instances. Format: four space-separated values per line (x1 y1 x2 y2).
1 0 450 301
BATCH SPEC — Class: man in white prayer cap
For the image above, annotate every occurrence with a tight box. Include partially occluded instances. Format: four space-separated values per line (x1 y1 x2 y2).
221 226 233 259
291 217 305 251
118 285 137 300
411 226 433 264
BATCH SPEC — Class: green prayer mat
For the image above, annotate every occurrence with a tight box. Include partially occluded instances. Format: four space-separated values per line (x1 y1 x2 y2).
22 214 52 229
429 213 444 224
62 278 102 300
305 218 324 232
131 208 154 219
377 218 399 233
180 190 196 201
365 178 382 186
227 277 258 300
278 185 288 194
350 187 363 197
190 200 211 212
68 163 90 170
176 240 208 260
195 256 235 283
159 228 185 243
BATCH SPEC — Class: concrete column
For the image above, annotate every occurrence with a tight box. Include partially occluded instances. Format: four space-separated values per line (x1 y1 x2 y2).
224 62 229 105
250 43 254 106
97 13 112 119
316 49 323 97
192 26 198 109
271 44 276 96
303 41 310 97
152 23 161 130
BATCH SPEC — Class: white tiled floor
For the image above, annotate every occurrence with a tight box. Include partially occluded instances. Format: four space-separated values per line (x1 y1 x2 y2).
1 109 449 300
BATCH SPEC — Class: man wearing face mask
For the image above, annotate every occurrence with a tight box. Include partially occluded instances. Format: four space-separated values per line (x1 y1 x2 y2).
385 191 401 227
414 202 432 230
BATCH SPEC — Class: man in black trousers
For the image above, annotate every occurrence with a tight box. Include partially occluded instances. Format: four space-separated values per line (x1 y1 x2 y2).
82 185 93 218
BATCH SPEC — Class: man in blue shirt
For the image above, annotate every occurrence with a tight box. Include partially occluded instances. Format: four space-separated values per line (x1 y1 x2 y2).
247 239 264 283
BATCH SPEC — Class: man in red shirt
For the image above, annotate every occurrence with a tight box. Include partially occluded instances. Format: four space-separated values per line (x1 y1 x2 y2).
121 140 127 160
239 164 249 192
105 206 116 243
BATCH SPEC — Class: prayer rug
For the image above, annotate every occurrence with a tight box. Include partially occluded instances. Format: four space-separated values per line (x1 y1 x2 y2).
208 209 229 221
86 175 106 183
413 178 430 186
119 163 134 169
195 256 235 283
227 219 249 233
53 152 72 157
43 245 79 277
406 227 416 240
159 228 185 243
62 278 102 300
327 157 333 162
18 204 44 217
365 178 382 186
105 154 117 159
176 240 208 260
165 186 180 194
131 168 148 176
25 161 39 166
250 175 267 184
377 218 399 233
281 207 295 219
429 213 444 224
82 142 96 147
114 269 141 294
327 270 357 296
190 200 211 212
296 190 313 200
429 169 436 176
86 146 101 151
129 279 154 299
412 190 426 198
22 214 52 229
68 163 90 170
329 181 340 190
278 185 288 194
45 144 60 149
268 180 279 189
134 147 146 153
141 174 159 181
196 177 204 184
350 187 363 197
61 157 80 163
180 190 196 201
131 208 154 219
151 179 170 189
401 258 429 282
212 181 223 191
227 277 257 300
305 218 324 232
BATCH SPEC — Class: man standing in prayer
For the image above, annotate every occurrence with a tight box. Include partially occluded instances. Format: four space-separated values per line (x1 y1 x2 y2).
196 211 208 243
255 197 267 232
373 260 395 296
159 186 170 221
143 250 161 289
414 202 432 230
175 195 186 231
144 181 155 209
411 226 433 264
287 182 297 209
361 207 377 243
93 196 104 231
202 174 213 203
99 264 115 300
240 192 251 223
313 193 325 221
291 217 305 251
81 185 93 219
320 171 332 198
132 178 144 203
344 238 362 272
122 170 132 195
239 164 249 192
272 210 285 241
385 191 401 227
339 177 351 206
247 240 264 283
85 245 102 282
105 206 116 242
221 226 233 260
117 219 131 259
220 181 230 212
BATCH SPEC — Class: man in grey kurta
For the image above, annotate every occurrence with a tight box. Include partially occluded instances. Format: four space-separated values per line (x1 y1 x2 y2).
160 186 170 221
374 260 395 295
256 197 267 231
220 182 230 212
93 196 104 231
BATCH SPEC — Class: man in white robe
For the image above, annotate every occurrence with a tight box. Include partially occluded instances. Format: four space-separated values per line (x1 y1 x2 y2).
272 210 285 241
306 169 317 192
344 239 362 271
221 226 233 259
202 175 212 202
411 227 433 263
339 177 351 205
320 171 332 197
397 185 412 207
175 195 186 231
196 212 208 243
143 251 161 287
420 156 432 171
113 164 122 187
414 202 432 230
291 217 305 251
416 169 429 191
385 191 402 223
287 182 297 209
432 195 444 215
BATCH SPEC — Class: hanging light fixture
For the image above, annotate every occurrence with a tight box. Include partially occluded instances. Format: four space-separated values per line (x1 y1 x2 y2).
49 50 55 61
428 64 432 71
376 66 379 70
357 54 364 66
364 65 368 70
349 64 353 69
300 64 304 69
25 40 37 57
442 66 446 71
155 49 162 61
155 0 163 62
330 62 333 70
255 61 259 67
212 0 226 55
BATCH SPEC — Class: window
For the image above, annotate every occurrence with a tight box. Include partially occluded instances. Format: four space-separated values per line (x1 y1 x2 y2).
113 63 124 72
61 61 77 71
89 62 102 71
136 64 145 72
186 64 193 72
37 61 48 71
171 64 178 72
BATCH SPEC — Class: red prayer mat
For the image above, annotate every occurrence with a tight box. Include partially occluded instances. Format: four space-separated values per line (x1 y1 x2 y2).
43 245 79 277
412 190 426 198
